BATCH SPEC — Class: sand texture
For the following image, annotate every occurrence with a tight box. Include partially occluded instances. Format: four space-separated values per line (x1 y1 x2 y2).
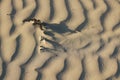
0 0 120 80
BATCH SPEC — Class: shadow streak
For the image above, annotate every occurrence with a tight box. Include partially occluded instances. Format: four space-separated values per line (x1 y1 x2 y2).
23 33 37 65
96 39 105 52
106 76 113 80
98 56 104 73
19 65 25 80
0 62 7 80
115 60 120 78
36 71 42 80
43 31 56 40
9 0 17 36
112 22 120 31
81 42 92 49
19 33 37 80
43 22 72 34
43 38 67 52
117 0 120 4
0 37 4 61
100 0 111 34
91 0 96 9
62 0 72 22
10 0 16 19
44 31 54 37
75 0 88 32
34 56 56 79
36 56 55 70
9 24 16 35
27 0 39 19
0 0 2 3
56 59 67 80
40 46 57 54
79 58 86 80
21 0 39 19
22 0 26 8
110 46 119 58
49 0 54 20
0 37 2 59
11 35 21 62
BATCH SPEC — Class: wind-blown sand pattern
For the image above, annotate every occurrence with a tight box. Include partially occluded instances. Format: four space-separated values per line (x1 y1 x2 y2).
0 0 120 80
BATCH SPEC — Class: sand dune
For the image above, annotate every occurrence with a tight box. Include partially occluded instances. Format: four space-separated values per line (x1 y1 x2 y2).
0 0 120 80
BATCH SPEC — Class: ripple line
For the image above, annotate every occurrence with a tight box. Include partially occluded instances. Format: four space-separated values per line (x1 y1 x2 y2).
96 39 105 53
49 0 54 20
62 0 72 22
110 46 120 58
112 22 120 31
19 65 25 80
36 56 56 71
100 0 111 33
22 33 37 65
36 71 42 80
27 0 39 19
9 0 16 36
79 58 86 80
0 62 7 80
11 35 21 62
115 59 120 78
56 59 67 80
98 56 104 73
91 0 96 9
75 0 88 31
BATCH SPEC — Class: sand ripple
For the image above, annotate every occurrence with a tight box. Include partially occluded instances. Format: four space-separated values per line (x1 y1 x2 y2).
0 0 120 80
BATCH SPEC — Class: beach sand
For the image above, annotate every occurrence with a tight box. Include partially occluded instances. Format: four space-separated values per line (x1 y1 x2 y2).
0 0 120 80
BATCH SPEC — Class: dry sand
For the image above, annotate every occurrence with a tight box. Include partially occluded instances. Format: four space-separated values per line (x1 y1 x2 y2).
0 0 120 80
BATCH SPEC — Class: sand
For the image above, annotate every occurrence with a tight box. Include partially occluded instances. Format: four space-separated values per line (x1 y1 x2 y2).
0 0 120 80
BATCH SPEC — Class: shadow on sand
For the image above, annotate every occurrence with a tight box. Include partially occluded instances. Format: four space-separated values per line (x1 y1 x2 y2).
42 22 73 34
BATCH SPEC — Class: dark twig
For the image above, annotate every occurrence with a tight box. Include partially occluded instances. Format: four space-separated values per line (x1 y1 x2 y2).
23 18 47 30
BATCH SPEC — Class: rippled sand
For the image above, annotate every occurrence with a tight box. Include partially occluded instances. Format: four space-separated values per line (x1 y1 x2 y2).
0 0 120 80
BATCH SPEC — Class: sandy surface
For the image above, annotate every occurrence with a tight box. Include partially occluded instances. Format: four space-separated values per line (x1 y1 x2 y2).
0 0 120 80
